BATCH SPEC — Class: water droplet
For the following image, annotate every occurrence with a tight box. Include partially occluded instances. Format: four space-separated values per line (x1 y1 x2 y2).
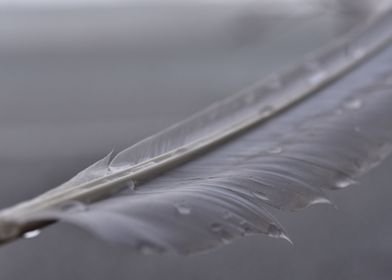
344 98 363 110
253 191 270 202
267 224 292 244
23 230 40 239
308 71 327 85
267 224 282 238
309 196 333 206
175 202 191 215
267 146 283 154
259 106 274 117
335 178 357 189
350 47 366 59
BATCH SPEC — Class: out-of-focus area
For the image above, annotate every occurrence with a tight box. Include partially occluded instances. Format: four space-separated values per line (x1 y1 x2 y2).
0 1 391 279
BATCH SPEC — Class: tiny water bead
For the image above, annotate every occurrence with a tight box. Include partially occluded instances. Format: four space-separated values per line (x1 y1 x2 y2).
344 98 363 110
175 202 191 215
335 177 357 189
350 47 366 60
23 230 41 239
267 224 292 244
308 71 327 85
259 106 274 117
267 146 283 155
253 191 270 202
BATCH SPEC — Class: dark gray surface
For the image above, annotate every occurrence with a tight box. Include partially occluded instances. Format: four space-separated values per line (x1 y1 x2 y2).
0 2 391 279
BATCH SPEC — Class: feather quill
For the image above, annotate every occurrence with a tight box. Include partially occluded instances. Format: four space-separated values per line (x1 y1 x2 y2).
1 7 392 254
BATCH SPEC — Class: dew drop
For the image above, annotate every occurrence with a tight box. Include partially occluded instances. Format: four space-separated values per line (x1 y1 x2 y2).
267 224 292 244
253 191 270 202
350 47 366 59
335 178 357 189
23 230 40 239
308 71 327 85
267 224 282 238
344 98 363 110
259 106 274 117
267 146 283 154
309 196 333 206
175 202 191 215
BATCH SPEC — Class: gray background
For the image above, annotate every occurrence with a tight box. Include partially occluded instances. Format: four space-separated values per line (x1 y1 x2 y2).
0 1 391 279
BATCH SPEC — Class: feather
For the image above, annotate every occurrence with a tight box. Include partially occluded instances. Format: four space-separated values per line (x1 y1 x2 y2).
1 7 392 255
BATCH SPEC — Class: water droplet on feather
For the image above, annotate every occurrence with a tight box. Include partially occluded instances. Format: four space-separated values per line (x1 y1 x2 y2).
309 197 333 206
350 47 366 59
259 106 274 117
308 71 327 85
23 230 40 239
253 191 270 202
267 225 292 244
335 178 357 188
267 146 283 154
175 202 191 215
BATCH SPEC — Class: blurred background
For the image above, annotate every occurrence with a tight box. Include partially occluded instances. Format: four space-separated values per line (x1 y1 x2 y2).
0 0 391 279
